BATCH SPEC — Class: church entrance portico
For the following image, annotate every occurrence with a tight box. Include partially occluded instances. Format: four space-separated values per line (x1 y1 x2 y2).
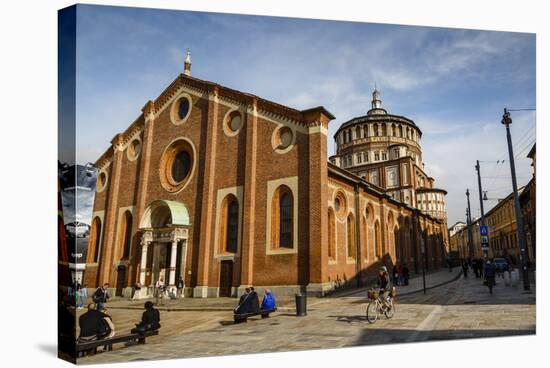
134 200 190 299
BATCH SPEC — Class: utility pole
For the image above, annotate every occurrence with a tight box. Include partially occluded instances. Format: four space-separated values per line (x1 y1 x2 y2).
501 109 530 291
466 189 474 260
475 161 489 259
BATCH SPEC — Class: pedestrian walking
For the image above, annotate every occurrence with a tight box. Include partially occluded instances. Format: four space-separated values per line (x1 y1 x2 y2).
402 264 410 286
80 284 88 306
176 276 184 298
397 264 403 286
484 260 496 294
92 283 110 311
461 260 468 278
155 277 165 305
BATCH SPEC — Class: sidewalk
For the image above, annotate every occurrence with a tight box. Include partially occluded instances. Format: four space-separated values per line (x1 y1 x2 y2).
398 267 462 296
332 267 463 297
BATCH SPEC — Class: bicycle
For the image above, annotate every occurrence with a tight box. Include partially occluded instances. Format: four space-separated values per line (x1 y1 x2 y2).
366 287 396 323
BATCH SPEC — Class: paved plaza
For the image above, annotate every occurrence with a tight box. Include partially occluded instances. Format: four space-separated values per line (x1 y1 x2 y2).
77 269 535 364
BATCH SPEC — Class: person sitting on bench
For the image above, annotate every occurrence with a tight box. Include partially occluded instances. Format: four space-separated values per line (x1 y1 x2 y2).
261 289 276 310
131 301 161 334
234 287 260 315
78 303 114 343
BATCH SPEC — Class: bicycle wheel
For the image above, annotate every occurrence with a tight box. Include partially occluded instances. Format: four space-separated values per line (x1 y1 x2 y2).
366 301 378 323
384 299 395 319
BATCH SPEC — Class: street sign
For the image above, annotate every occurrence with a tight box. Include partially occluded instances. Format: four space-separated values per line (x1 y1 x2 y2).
480 225 489 236
480 235 489 244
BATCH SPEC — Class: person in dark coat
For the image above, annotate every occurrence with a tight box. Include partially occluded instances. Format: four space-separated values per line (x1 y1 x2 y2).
78 304 112 342
131 301 161 334
402 264 410 286
484 261 496 294
249 287 260 313
234 287 254 314
461 260 468 278
92 283 110 311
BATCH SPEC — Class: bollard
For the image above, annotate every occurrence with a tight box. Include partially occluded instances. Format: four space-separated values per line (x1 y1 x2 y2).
511 269 519 287
295 293 307 316
503 271 510 286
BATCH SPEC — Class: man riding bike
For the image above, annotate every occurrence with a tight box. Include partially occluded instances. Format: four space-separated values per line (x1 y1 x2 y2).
377 266 392 309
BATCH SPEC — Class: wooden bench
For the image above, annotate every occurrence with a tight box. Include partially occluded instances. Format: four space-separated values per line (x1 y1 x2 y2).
234 308 277 323
76 330 159 357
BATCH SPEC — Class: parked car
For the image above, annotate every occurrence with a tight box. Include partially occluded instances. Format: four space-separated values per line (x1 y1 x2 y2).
492 258 509 272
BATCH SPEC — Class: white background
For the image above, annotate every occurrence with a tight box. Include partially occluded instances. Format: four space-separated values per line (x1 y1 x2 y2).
0 0 547 367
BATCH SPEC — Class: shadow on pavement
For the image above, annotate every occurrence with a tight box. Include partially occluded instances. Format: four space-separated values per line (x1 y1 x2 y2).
353 328 535 346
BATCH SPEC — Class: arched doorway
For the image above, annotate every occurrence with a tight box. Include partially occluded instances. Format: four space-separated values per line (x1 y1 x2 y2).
136 200 190 298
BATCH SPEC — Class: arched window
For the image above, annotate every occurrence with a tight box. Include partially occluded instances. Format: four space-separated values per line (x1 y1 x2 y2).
121 211 133 260
347 130 352 142
364 125 369 138
219 195 239 253
391 124 396 137
347 215 356 259
374 123 379 136
356 126 361 140
271 186 294 249
87 217 102 263
328 208 336 259
382 124 387 136
375 220 381 258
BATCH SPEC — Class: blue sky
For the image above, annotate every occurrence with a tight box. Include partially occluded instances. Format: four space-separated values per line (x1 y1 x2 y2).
73 4 536 226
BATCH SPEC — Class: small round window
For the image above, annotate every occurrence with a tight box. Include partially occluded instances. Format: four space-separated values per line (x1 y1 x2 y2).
127 139 141 161
272 126 295 153
333 191 347 219
160 138 195 193
97 171 108 192
170 94 192 125
223 110 243 136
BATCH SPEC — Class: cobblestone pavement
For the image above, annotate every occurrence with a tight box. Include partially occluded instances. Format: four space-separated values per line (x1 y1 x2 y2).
78 272 535 365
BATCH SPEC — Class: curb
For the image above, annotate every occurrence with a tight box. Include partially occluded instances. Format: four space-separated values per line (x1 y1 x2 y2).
397 271 462 297
334 271 463 298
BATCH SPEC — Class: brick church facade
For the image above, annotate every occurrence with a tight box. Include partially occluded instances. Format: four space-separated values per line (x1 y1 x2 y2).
84 52 448 298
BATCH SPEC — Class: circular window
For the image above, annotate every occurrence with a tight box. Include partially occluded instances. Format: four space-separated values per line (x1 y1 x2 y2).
272 126 295 153
171 151 191 183
96 171 108 192
365 203 374 224
170 94 192 126
127 138 141 161
334 191 347 219
223 110 243 136
160 138 196 193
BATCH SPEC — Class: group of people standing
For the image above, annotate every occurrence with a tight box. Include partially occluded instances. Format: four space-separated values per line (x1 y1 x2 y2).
391 264 410 286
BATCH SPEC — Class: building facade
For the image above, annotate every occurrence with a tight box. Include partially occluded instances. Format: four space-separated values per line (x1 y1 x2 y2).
329 90 449 248
84 54 447 298
450 142 535 265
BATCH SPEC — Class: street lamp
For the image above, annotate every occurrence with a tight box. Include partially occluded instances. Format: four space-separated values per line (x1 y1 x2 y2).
501 108 530 291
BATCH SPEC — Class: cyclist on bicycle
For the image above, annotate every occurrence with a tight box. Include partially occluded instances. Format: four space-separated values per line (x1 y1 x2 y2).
377 266 392 309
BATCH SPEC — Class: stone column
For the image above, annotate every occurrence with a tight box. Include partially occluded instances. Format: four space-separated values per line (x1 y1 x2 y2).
151 243 160 287
135 230 152 299
168 239 178 286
